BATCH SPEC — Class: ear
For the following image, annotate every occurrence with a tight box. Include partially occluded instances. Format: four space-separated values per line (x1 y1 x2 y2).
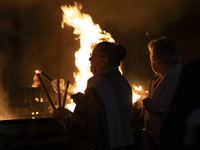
102 57 108 66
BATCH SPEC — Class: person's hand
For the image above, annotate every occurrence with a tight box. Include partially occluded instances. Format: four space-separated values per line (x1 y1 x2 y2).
52 107 72 120
71 92 84 104
142 98 160 114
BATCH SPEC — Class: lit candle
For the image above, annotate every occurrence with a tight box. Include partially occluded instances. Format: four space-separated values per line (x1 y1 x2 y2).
36 72 68 133
36 73 56 110
35 70 52 82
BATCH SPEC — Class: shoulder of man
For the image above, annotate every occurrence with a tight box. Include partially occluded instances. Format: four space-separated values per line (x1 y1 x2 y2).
87 74 108 88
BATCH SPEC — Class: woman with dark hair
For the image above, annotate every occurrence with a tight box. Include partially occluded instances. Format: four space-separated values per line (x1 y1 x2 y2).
139 37 182 150
53 42 134 150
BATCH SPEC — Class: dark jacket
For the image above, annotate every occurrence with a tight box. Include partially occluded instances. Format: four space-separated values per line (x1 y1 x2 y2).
71 67 134 149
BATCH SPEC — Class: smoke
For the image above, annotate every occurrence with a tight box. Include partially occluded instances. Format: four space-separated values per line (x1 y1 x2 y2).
80 0 191 35
0 1 20 119
0 54 11 120
67 0 196 84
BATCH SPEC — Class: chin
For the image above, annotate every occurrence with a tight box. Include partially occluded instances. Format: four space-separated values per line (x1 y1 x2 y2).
90 67 94 74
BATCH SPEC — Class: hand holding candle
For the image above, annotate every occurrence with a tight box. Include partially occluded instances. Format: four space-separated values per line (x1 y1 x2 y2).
53 107 72 120
36 72 56 110
148 80 154 99
35 70 53 82
142 80 160 114
35 70 68 133
142 98 160 114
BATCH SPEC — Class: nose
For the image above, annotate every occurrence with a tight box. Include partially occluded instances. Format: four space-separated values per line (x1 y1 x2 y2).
89 56 92 61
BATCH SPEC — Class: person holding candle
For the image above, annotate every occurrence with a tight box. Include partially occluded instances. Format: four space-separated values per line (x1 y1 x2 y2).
53 42 135 150
139 36 182 150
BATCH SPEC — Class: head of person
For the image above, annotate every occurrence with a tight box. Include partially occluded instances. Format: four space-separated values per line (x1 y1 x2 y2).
89 42 126 75
148 36 181 76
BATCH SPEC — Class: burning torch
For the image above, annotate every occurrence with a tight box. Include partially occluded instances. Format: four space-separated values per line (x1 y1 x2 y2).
35 70 70 133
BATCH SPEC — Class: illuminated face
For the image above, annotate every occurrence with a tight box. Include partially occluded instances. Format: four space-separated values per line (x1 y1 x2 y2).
89 49 106 75
150 50 160 76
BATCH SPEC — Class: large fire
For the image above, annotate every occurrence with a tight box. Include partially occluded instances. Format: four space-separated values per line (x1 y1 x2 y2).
60 2 145 111
61 2 115 93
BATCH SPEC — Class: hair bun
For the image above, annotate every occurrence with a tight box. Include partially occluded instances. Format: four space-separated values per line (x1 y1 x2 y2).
116 45 127 60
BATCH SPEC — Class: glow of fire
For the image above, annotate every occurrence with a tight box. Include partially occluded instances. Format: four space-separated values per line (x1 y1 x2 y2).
133 93 141 103
135 86 142 91
61 2 144 111
61 2 115 110
67 99 76 112
132 86 142 103
31 70 40 88
132 84 148 103
35 70 40 74
61 2 115 93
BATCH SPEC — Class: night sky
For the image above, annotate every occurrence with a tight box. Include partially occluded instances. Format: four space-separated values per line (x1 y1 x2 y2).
0 0 200 110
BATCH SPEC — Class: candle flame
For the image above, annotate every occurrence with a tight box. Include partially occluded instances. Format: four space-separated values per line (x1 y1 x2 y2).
35 70 40 74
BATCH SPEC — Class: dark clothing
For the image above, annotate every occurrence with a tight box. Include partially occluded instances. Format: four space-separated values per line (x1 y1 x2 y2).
70 67 134 149
160 58 200 150
139 65 182 150
148 65 182 148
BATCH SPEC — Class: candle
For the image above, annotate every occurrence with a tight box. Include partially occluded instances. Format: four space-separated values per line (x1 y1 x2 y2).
36 73 68 133
148 80 154 99
57 78 61 108
36 73 55 110
62 80 70 108
40 71 53 82
35 70 53 82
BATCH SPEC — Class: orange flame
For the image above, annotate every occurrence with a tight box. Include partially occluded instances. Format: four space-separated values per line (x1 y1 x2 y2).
61 2 115 93
31 71 40 88
132 84 147 103
61 2 144 111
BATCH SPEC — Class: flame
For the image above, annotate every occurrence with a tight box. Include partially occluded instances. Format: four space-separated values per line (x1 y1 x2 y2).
67 99 76 112
135 86 142 91
35 70 40 74
133 92 141 103
61 2 145 111
61 2 115 93
31 74 40 88
31 70 44 103
61 2 115 111
132 84 147 103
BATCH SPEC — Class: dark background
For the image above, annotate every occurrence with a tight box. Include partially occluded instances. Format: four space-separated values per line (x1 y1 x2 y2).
0 0 200 117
